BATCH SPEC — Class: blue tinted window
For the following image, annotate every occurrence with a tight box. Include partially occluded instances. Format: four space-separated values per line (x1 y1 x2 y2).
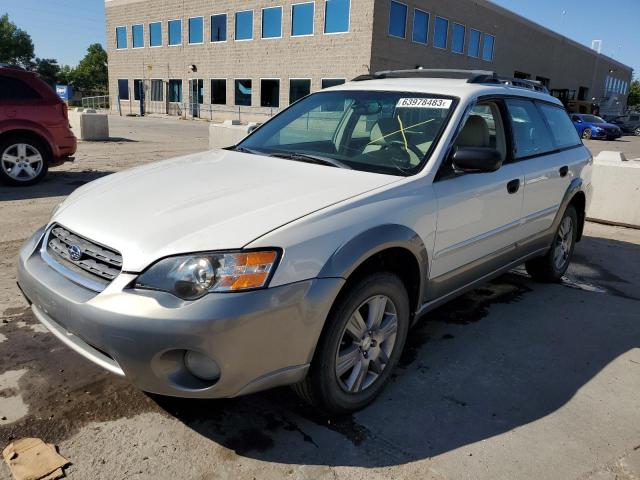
211 14 227 41
262 7 282 38
169 79 182 102
324 0 350 33
149 22 162 47
468 29 480 57
412 9 429 44
132 24 143 48
388 1 407 38
118 79 129 100
235 79 252 106
116 26 127 49
189 17 203 43
321 78 345 89
292 3 314 36
168 19 182 45
452 23 465 53
483 33 495 61
434 16 448 48
235 11 253 40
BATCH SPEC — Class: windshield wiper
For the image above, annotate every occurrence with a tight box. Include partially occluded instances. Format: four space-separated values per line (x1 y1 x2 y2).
267 151 351 170
230 146 264 155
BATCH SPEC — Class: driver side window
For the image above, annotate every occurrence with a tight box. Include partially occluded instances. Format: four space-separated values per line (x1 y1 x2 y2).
454 102 507 161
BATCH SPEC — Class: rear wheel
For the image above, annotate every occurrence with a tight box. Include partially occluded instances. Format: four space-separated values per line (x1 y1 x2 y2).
525 205 578 282
634 127 640 137
581 129 592 140
293 272 410 414
0 137 49 186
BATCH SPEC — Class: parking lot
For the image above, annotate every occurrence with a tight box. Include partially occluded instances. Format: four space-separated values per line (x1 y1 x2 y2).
1 116 639 480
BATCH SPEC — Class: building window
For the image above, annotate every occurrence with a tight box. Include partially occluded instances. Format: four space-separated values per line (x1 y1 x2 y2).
116 26 127 49
211 79 227 104
132 24 144 48
388 1 407 39
235 79 252 106
211 14 227 42
118 79 129 100
324 0 350 34
149 22 162 47
150 80 164 101
433 16 448 49
482 33 495 61
169 79 182 102
235 11 254 41
468 29 480 57
261 79 280 107
412 9 429 44
289 79 311 104
514 71 531 80
133 79 143 101
189 17 204 44
291 2 314 36
262 7 282 39
168 19 182 45
321 78 345 89
452 23 465 54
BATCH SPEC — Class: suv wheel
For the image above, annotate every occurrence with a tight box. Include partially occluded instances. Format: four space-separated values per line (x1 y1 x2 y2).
525 205 578 282
582 129 592 140
0 137 49 186
293 272 409 414
634 127 640 137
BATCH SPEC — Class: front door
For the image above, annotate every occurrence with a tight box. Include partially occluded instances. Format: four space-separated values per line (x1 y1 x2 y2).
429 100 524 299
189 79 203 118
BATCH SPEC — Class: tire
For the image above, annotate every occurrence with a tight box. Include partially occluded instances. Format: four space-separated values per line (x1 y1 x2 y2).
292 272 410 414
581 129 592 140
525 205 578 283
0 136 50 186
634 127 640 137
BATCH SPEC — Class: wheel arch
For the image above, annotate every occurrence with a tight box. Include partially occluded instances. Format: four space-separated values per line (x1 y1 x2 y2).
0 128 54 161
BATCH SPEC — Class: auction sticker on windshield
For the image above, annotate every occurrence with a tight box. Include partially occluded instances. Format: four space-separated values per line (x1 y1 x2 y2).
396 98 452 109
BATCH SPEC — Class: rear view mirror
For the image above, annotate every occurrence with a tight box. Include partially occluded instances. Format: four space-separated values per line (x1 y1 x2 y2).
451 147 503 173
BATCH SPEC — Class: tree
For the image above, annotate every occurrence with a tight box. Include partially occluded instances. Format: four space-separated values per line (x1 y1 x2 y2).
0 13 34 67
73 43 108 93
628 79 640 110
34 58 61 86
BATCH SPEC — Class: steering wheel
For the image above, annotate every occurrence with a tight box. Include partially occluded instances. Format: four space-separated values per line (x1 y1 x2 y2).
386 140 423 166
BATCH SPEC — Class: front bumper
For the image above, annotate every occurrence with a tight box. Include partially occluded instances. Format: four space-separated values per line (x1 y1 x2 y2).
17 228 344 398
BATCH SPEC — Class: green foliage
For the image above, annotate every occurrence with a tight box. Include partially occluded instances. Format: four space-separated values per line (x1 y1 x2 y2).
628 79 640 110
34 58 61 86
72 43 108 93
0 13 35 67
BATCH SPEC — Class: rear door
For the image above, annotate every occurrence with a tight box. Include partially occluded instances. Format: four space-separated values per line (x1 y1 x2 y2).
505 99 582 239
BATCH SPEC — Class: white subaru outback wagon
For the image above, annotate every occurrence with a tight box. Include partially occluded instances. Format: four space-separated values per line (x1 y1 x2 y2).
18 70 592 413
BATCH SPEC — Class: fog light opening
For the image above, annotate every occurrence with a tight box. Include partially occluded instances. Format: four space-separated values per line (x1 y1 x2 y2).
184 351 220 381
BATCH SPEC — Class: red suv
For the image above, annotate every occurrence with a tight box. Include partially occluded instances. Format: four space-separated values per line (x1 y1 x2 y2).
0 65 77 186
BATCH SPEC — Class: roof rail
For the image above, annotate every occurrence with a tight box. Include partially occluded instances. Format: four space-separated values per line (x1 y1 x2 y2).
352 68 550 93
0 63 26 71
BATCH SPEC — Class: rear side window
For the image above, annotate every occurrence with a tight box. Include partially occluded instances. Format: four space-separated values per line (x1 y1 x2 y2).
505 98 554 159
0 77 42 101
538 104 581 149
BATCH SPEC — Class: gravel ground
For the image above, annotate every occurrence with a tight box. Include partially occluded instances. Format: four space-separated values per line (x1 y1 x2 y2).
0 116 639 480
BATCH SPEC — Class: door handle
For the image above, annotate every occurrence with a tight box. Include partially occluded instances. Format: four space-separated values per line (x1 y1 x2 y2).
559 166 569 177
507 179 520 194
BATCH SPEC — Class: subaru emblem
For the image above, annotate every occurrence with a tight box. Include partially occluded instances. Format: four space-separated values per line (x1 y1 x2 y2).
67 244 82 262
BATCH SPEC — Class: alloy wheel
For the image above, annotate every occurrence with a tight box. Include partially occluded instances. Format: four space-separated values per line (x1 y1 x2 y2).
1 143 44 182
335 295 398 393
635 127 640 137
553 216 574 271
582 129 592 140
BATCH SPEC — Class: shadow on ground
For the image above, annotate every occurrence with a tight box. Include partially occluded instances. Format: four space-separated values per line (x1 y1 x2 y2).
1 234 639 467
0 170 113 202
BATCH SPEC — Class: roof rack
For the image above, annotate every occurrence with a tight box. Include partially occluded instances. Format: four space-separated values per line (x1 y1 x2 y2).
0 63 26 71
352 69 549 93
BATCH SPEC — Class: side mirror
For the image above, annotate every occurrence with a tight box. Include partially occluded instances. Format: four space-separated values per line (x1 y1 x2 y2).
451 147 503 173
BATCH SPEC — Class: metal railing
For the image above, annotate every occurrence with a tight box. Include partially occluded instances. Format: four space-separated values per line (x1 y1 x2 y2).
81 95 111 110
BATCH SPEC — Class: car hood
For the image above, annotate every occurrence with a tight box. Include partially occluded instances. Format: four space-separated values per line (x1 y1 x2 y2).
52 149 400 271
591 122 619 129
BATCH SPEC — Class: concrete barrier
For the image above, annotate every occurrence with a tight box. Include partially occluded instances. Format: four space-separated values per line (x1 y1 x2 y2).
587 151 640 229
68 111 110 141
209 123 251 150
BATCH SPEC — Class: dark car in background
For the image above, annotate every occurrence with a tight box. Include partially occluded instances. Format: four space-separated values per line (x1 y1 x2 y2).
571 114 622 141
0 64 76 186
611 113 640 137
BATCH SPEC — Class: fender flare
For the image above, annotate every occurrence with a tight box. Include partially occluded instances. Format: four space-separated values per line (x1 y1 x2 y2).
553 177 586 240
0 120 56 157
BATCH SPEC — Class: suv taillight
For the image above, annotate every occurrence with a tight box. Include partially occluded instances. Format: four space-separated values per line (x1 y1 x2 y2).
61 103 68 120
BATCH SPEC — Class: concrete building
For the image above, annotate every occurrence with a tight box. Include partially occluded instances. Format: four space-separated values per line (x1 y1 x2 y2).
105 0 633 121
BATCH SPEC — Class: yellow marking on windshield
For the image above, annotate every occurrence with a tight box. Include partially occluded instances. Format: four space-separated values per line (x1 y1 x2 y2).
397 115 409 150
367 118 436 146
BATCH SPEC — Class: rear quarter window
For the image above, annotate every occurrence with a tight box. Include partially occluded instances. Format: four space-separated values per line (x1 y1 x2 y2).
0 77 42 101
538 103 582 149
505 98 555 159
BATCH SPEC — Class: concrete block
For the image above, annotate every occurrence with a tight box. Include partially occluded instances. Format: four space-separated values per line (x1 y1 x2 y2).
209 123 250 150
587 152 640 228
68 111 110 141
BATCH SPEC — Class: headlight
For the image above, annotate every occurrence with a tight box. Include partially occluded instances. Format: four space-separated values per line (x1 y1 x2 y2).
134 250 279 300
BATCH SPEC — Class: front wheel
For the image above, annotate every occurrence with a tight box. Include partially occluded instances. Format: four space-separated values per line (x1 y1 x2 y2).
0 137 49 186
293 272 410 414
634 127 640 137
525 205 578 282
582 128 592 140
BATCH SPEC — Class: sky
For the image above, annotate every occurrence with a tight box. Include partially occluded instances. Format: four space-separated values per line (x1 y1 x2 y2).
0 0 638 75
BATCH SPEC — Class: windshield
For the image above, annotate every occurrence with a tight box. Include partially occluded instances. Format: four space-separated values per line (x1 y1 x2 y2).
238 90 457 176
581 115 605 123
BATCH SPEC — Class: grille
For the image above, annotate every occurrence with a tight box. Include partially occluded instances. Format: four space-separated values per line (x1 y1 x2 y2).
44 224 122 288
